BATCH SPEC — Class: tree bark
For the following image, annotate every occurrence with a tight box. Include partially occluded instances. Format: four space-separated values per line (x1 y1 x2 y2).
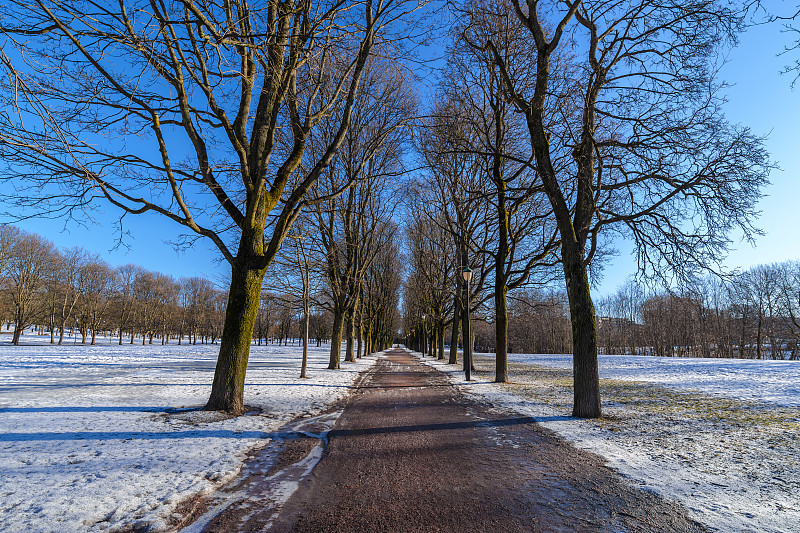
345 304 356 362
563 243 601 418
449 296 461 365
204 261 266 414
329 310 344 369
300 309 309 379
495 285 508 383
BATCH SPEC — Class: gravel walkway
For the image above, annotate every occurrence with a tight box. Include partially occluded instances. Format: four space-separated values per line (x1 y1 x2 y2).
253 347 707 532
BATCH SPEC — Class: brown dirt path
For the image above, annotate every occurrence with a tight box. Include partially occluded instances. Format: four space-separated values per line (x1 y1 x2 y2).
261 347 707 533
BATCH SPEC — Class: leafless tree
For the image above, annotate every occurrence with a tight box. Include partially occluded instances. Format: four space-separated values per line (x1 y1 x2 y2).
508 289 572 354
413 93 495 368
3 231 54 344
404 214 456 360
0 0 428 413
473 0 771 416
300 58 412 368
362 237 403 352
0 225 21 332
778 261 800 358
49 247 89 345
110 264 138 344
436 15 564 381
76 258 114 345
254 291 276 345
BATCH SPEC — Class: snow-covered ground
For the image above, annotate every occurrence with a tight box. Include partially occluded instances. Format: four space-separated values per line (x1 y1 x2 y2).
0 333 377 532
421 351 800 533
508 353 800 407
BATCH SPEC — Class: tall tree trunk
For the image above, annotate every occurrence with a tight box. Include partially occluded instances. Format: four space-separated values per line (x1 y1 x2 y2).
449 296 461 365
495 214 509 382
204 261 266 414
756 314 763 360
437 321 445 360
345 305 356 362
300 308 309 379
329 309 345 369
495 285 509 383
563 243 601 418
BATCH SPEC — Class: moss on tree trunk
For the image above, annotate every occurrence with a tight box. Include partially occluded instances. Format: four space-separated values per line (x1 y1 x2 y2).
204 262 266 414
329 311 344 369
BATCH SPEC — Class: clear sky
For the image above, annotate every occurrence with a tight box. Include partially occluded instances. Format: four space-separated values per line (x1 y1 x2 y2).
3 14 799 296
594 19 800 296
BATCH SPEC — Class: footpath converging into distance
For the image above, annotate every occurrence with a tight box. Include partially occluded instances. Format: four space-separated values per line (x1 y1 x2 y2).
197 347 705 532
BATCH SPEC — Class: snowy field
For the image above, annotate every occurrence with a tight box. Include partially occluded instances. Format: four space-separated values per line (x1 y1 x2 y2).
0 332 377 532
510 353 800 407
421 351 800 533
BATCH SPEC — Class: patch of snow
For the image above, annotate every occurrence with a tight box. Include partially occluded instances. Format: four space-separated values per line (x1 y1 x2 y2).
510 353 800 407
0 335 377 532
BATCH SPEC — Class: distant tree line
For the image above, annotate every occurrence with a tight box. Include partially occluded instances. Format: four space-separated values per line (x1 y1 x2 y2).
441 259 800 362
595 263 800 360
0 224 229 346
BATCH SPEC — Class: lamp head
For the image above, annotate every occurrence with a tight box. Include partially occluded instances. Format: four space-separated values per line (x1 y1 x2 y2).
461 266 473 282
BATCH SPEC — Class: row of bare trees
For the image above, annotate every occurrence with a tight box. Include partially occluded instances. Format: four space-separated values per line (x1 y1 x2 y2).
0 0 427 413
402 0 771 417
0 225 227 346
597 262 800 360
0 0 778 418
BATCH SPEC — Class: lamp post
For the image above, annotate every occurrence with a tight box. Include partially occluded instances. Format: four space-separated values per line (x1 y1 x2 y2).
462 266 473 381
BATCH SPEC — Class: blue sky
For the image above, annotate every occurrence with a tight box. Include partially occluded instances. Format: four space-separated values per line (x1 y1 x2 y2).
596 19 800 296
4 14 799 296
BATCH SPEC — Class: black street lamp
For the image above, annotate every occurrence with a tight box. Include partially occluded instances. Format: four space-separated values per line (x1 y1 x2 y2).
462 266 473 381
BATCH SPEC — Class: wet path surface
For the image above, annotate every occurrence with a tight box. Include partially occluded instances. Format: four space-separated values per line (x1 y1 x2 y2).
206 348 707 532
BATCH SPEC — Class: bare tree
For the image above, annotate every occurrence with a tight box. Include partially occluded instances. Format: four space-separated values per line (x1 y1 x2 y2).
414 93 495 368
473 0 772 416
3 231 54 344
77 258 113 345
0 0 427 413
777 261 800 358
363 235 402 353
0 225 21 333
111 264 138 345
438 17 563 381
51 247 89 345
0 225 18 278
301 58 412 369
404 214 456 360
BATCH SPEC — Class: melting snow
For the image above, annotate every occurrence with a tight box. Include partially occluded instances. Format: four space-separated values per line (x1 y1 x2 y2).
0 333 376 532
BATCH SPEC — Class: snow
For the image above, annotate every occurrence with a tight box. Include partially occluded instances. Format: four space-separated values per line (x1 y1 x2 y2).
419 350 800 533
506 353 800 407
0 332 377 532
5 328 798 533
